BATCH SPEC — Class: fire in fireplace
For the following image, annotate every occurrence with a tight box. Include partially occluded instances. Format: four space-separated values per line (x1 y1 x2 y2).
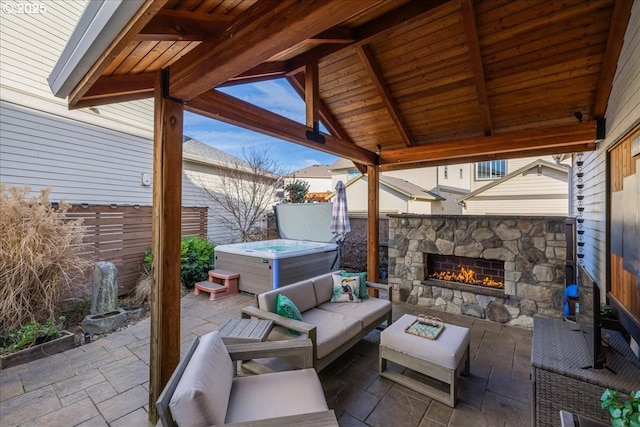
425 254 505 290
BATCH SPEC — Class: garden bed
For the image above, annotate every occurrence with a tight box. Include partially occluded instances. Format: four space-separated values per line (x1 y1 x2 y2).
0 330 75 369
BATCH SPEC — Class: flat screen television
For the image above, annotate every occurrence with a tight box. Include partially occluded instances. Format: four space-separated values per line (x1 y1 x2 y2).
577 264 606 369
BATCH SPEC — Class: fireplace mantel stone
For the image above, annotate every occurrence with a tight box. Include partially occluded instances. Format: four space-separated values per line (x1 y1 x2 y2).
388 214 568 328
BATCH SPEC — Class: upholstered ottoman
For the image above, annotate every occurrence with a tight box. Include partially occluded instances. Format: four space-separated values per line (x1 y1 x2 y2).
379 314 470 407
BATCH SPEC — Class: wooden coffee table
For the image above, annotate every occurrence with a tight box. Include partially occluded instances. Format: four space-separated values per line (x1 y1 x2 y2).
219 318 273 345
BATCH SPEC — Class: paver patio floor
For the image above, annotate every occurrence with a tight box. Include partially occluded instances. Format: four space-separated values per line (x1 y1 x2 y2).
0 292 532 426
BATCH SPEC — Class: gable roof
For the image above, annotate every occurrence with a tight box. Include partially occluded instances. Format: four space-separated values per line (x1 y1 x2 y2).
50 0 631 170
338 174 444 201
288 164 331 179
458 159 569 202
182 136 251 171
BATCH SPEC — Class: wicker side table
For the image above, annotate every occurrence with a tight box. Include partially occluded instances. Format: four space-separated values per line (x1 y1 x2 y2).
531 316 640 427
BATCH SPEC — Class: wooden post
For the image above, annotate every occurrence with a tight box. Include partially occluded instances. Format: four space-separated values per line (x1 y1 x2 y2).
148 69 183 423
305 62 320 130
367 164 380 295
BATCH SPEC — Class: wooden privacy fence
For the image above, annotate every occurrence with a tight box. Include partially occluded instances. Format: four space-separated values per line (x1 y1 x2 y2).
67 205 207 296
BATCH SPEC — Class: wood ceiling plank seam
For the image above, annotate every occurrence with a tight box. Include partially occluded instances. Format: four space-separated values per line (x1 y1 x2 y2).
174 0 204 12
208 0 252 16
479 0 613 47
355 44 413 147
378 46 469 82
144 41 197 72
286 0 452 76
477 0 596 28
319 57 366 85
388 59 474 93
114 41 161 74
400 93 479 115
394 78 476 103
460 0 492 136
372 10 464 57
480 11 610 61
129 41 165 74
334 102 387 120
391 71 476 99
69 0 168 106
487 56 605 95
322 84 374 105
338 109 397 127
103 42 140 76
170 0 383 100
319 75 376 99
484 38 610 79
593 0 634 118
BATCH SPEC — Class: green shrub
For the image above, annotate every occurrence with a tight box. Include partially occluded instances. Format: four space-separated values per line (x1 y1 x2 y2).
0 184 91 333
145 237 216 289
0 317 66 354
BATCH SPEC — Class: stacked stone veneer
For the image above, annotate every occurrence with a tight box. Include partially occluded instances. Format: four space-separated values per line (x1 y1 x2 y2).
388 214 567 328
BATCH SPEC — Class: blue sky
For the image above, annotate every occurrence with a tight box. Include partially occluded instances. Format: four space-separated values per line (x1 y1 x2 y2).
183 79 338 173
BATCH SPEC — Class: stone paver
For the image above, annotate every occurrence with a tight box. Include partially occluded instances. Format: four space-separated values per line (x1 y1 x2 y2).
0 292 534 427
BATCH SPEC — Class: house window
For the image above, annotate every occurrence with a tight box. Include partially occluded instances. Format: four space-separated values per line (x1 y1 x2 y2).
475 160 506 180
444 166 448 179
347 169 360 181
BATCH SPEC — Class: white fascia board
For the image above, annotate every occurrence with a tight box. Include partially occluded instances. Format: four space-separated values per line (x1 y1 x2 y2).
48 0 145 99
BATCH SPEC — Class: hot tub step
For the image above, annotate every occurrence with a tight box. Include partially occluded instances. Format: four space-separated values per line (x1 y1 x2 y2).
194 270 240 301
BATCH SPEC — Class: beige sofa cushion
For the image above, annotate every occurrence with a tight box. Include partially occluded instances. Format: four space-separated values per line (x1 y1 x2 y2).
318 297 391 327
300 308 361 359
169 331 234 427
257 280 317 313
311 272 339 304
225 368 328 424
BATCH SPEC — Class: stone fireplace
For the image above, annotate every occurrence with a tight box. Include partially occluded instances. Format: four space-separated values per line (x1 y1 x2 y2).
388 215 567 328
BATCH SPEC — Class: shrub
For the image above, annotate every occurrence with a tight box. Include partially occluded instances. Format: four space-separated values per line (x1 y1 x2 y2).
0 185 91 334
0 316 66 354
145 236 216 289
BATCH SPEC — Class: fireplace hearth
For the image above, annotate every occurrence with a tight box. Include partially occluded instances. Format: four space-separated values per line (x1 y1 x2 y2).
387 215 568 328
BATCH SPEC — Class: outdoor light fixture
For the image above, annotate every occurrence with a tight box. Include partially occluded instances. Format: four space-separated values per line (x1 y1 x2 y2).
306 122 325 144
574 111 583 122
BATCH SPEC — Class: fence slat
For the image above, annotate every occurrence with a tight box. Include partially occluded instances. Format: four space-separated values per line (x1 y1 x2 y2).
68 205 207 296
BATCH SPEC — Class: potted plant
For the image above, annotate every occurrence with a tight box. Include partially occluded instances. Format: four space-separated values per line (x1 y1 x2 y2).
601 389 640 427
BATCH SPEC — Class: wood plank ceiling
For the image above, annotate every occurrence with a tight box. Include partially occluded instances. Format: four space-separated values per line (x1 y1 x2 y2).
70 0 632 171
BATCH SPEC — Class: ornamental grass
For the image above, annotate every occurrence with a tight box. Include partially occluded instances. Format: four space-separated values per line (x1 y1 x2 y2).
0 184 91 333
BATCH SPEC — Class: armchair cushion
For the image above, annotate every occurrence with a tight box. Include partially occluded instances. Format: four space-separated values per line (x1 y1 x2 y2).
225 369 328 424
169 331 233 426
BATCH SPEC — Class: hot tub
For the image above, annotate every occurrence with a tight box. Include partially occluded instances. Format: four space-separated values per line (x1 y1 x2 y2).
214 239 338 294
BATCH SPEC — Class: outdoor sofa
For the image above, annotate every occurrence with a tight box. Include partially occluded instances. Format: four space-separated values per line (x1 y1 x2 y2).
156 330 338 426
241 271 392 372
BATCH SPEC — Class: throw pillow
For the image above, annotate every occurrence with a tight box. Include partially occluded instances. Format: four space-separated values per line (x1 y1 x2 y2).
276 293 302 335
331 274 361 303
340 271 369 299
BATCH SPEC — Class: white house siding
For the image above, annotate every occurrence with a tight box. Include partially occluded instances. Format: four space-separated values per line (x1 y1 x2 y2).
182 163 242 244
577 0 640 288
343 177 435 214
470 155 565 192
0 101 153 204
464 167 569 216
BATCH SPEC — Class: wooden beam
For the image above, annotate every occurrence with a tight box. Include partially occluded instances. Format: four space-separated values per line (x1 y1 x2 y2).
306 27 355 44
379 122 597 167
286 73 350 140
148 70 183 424
356 44 413 147
287 0 450 75
460 0 492 136
170 0 381 101
593 0 633 118
379 142 596 172
76 73 155 106
305 63 320 129
186 89 376 165
135 9 233 41
68 0 167 107
354 162 368 175
220 62 289 87
367 165 380 292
